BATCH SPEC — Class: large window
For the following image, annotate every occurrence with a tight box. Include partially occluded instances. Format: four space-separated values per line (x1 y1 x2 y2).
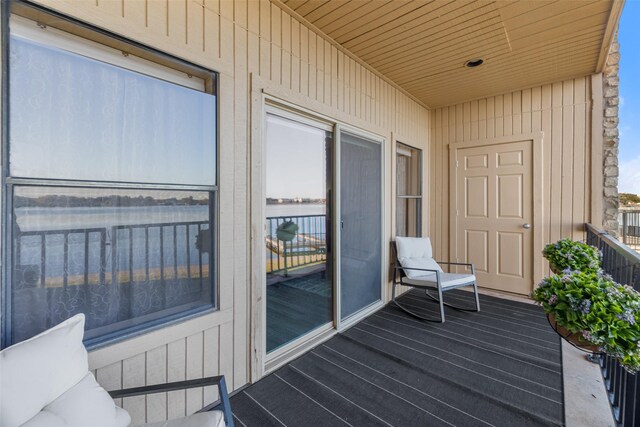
396 143 422 237
4 13 218 347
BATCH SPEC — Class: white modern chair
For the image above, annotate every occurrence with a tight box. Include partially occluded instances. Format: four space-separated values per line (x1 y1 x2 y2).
392 236 480 323
0 314 233 427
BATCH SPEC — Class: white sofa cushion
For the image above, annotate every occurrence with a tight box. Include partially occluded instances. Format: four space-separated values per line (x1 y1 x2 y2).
19 411 68 427
142 411 225 427
0 314 89 427
1 314 223 427
395 237 443 279
21 372 130 427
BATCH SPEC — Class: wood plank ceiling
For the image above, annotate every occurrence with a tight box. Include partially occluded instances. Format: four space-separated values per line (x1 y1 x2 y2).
280 0 620 108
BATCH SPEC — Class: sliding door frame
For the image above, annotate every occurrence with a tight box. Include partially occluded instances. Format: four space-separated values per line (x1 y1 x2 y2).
334 123 386 332
256 94 386 376
262 102 335 372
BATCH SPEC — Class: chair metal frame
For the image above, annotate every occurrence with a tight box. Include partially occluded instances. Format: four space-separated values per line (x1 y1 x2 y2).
391 241 480 323
109 375 234 427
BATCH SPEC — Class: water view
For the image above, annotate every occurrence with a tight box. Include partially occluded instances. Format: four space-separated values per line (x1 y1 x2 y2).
10 186 214 343
265 202 325 218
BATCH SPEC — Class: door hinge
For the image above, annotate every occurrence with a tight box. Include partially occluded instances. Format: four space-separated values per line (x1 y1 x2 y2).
456 160 459 168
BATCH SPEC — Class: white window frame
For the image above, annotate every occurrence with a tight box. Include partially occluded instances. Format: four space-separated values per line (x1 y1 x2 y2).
395 141 423 238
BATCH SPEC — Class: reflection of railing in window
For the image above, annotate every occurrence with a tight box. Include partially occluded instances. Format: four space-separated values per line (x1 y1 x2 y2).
11 220 211 342
266 215 327 274
15 227 108 289
112 221 208 288
15 221 210 288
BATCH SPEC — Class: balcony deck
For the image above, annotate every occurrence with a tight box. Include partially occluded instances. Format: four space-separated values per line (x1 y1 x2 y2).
267 267 331 352
234 289 565 427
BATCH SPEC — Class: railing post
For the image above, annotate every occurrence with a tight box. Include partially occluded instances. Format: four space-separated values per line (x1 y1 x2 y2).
633 263 640 292
283 241 288 277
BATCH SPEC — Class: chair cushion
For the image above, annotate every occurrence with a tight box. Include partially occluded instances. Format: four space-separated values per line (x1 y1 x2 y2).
403 272 476 289
0 314 89 427
395 237 442 279
142 411 225 427
21 373 130 427
397 256 443 279
395 236 434 259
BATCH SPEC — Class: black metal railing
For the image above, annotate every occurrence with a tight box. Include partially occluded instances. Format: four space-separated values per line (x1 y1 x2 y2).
266 214 327 274
586 223 640 427
11 219 212 344
15 220 209 289
619 210 640 252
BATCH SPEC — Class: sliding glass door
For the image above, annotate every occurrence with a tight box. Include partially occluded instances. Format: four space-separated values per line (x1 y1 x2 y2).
263 109 383 355
339 131 382 321
264 112 333 353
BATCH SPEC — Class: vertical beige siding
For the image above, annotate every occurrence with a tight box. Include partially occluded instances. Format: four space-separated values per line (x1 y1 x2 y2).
429 78 595 264
24 0 429 424
93 327 223 424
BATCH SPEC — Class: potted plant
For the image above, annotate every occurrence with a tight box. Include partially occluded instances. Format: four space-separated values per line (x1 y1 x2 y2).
532 270 640 373
276 220 299 242
542 238 602 274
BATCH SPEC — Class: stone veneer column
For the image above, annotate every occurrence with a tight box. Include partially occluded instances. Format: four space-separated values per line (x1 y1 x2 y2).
603 34 620 236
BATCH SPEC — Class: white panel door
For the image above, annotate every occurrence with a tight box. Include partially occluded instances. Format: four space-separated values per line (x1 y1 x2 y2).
454 140 533 295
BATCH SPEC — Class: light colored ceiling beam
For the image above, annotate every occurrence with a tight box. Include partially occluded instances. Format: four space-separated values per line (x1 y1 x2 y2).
596 0 625 72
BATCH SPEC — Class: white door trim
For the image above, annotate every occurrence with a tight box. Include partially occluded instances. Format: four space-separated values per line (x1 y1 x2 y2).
250 74 389 381
448 132 544 292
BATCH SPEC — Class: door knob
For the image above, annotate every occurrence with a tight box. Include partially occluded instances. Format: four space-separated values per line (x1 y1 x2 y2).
523 223 531 229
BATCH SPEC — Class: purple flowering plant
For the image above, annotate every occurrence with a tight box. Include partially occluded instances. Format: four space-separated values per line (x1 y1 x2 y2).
533 270 640 373
542 238 602 274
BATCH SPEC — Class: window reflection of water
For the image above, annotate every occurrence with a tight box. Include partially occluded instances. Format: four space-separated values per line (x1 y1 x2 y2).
15 205 209 232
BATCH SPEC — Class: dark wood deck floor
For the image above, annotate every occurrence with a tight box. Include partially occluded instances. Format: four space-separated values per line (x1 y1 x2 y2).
266 270 331 352
234 289 564 427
